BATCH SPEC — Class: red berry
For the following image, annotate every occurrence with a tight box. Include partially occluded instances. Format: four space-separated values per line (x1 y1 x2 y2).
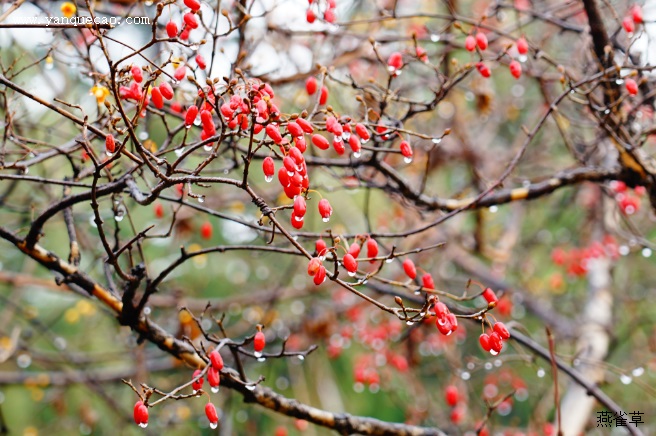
307 257 322 276
623 16 635 33
209 350 224 370
422 273 435 289
312 134 330 150
348 242 361 258
154 203 164 218
184 0 202 11
516 37 528 55
509 60 522 79
416 46 428 62
297 118 314 134
263 156 275 181
105 134 116 154
400 140 413 160
482 287 498 304
333 139 345 155
207 366 220 391
174 65 187 81
205 402 219 428
476 62 491 78
151 87 164 109
291 212 304 229
366 238 378 260
166 21 178 38
131 65 143 83
254 330 266 353
192 369 204 391
294 196 307 217
200 221 212 240
348 134 361 155
319 86 329 105
631 4 643 23
479 333 492 351
489 332 503 354
266 124 283 144
465 35 476 52
306 9 316 23
313 265 326 285
185 105 198 126
475 32 488 50
305 77 318 95
434 301 449 318
287 121 304 138
354 123 370 142
196 54 206 70
324 8 336 23
315 239 327 256
184 12 199 29
402 259 416 279
625 78 638 95
133 401 149 427
387 52 403 71
445 385 459 407
493 322 511 340
343 253 358 274
318 198 333 221
450 407 464 424
159 82 174 100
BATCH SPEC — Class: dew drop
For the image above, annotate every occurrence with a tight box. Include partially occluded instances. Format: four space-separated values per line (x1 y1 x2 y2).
342 132 351 141
185 124 192 129
254 351 262 358
198 197 205 203
297 355 305 361
257 357 266 362
114 213 124 222
192 389 198 395
490 349 499 356
245 385 256 391
385 258 393 263
604 109 610 114
632 367 644 377
430 34 440 42
353 151 361 158
615 78 625 85
419 312 425 317
432 138 442 144
105 151 114 157
403 156 413 164
641 247 651 257
294 215 304 222
519 54 528 63
537 368 546 378
287 170 294 177
484 362 493 370
322 217 330 223
204 145 213 151
460 371 471 380
264 175 273 183
414 290 421 295
139 423 148 428
209 422 218 429
175 147 185 156
445 330 453 336
347 271 356 277
620 374 632 384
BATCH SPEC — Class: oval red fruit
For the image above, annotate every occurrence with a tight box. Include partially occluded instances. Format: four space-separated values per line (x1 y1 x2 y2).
254 331 266 352
509 60 522 79
166 21 178 38
305 77 318 95
105 134 116 153
475 32 488 50
343 253 358 274
205 402 219 427
445 385 459 407
516 37 528 55
312 134 330 150
402 259 416 279
319 86 328 105
625 78 638 96
200 221 212 240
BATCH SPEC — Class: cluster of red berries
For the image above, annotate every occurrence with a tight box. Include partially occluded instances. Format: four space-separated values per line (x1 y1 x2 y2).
306 0 336 24
551 234 620 277
165 0 202 41
479 322 510 355
622 4 643 34
611 180 645 215
133 329 266 430
465 30 529 79
433 301 458 336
